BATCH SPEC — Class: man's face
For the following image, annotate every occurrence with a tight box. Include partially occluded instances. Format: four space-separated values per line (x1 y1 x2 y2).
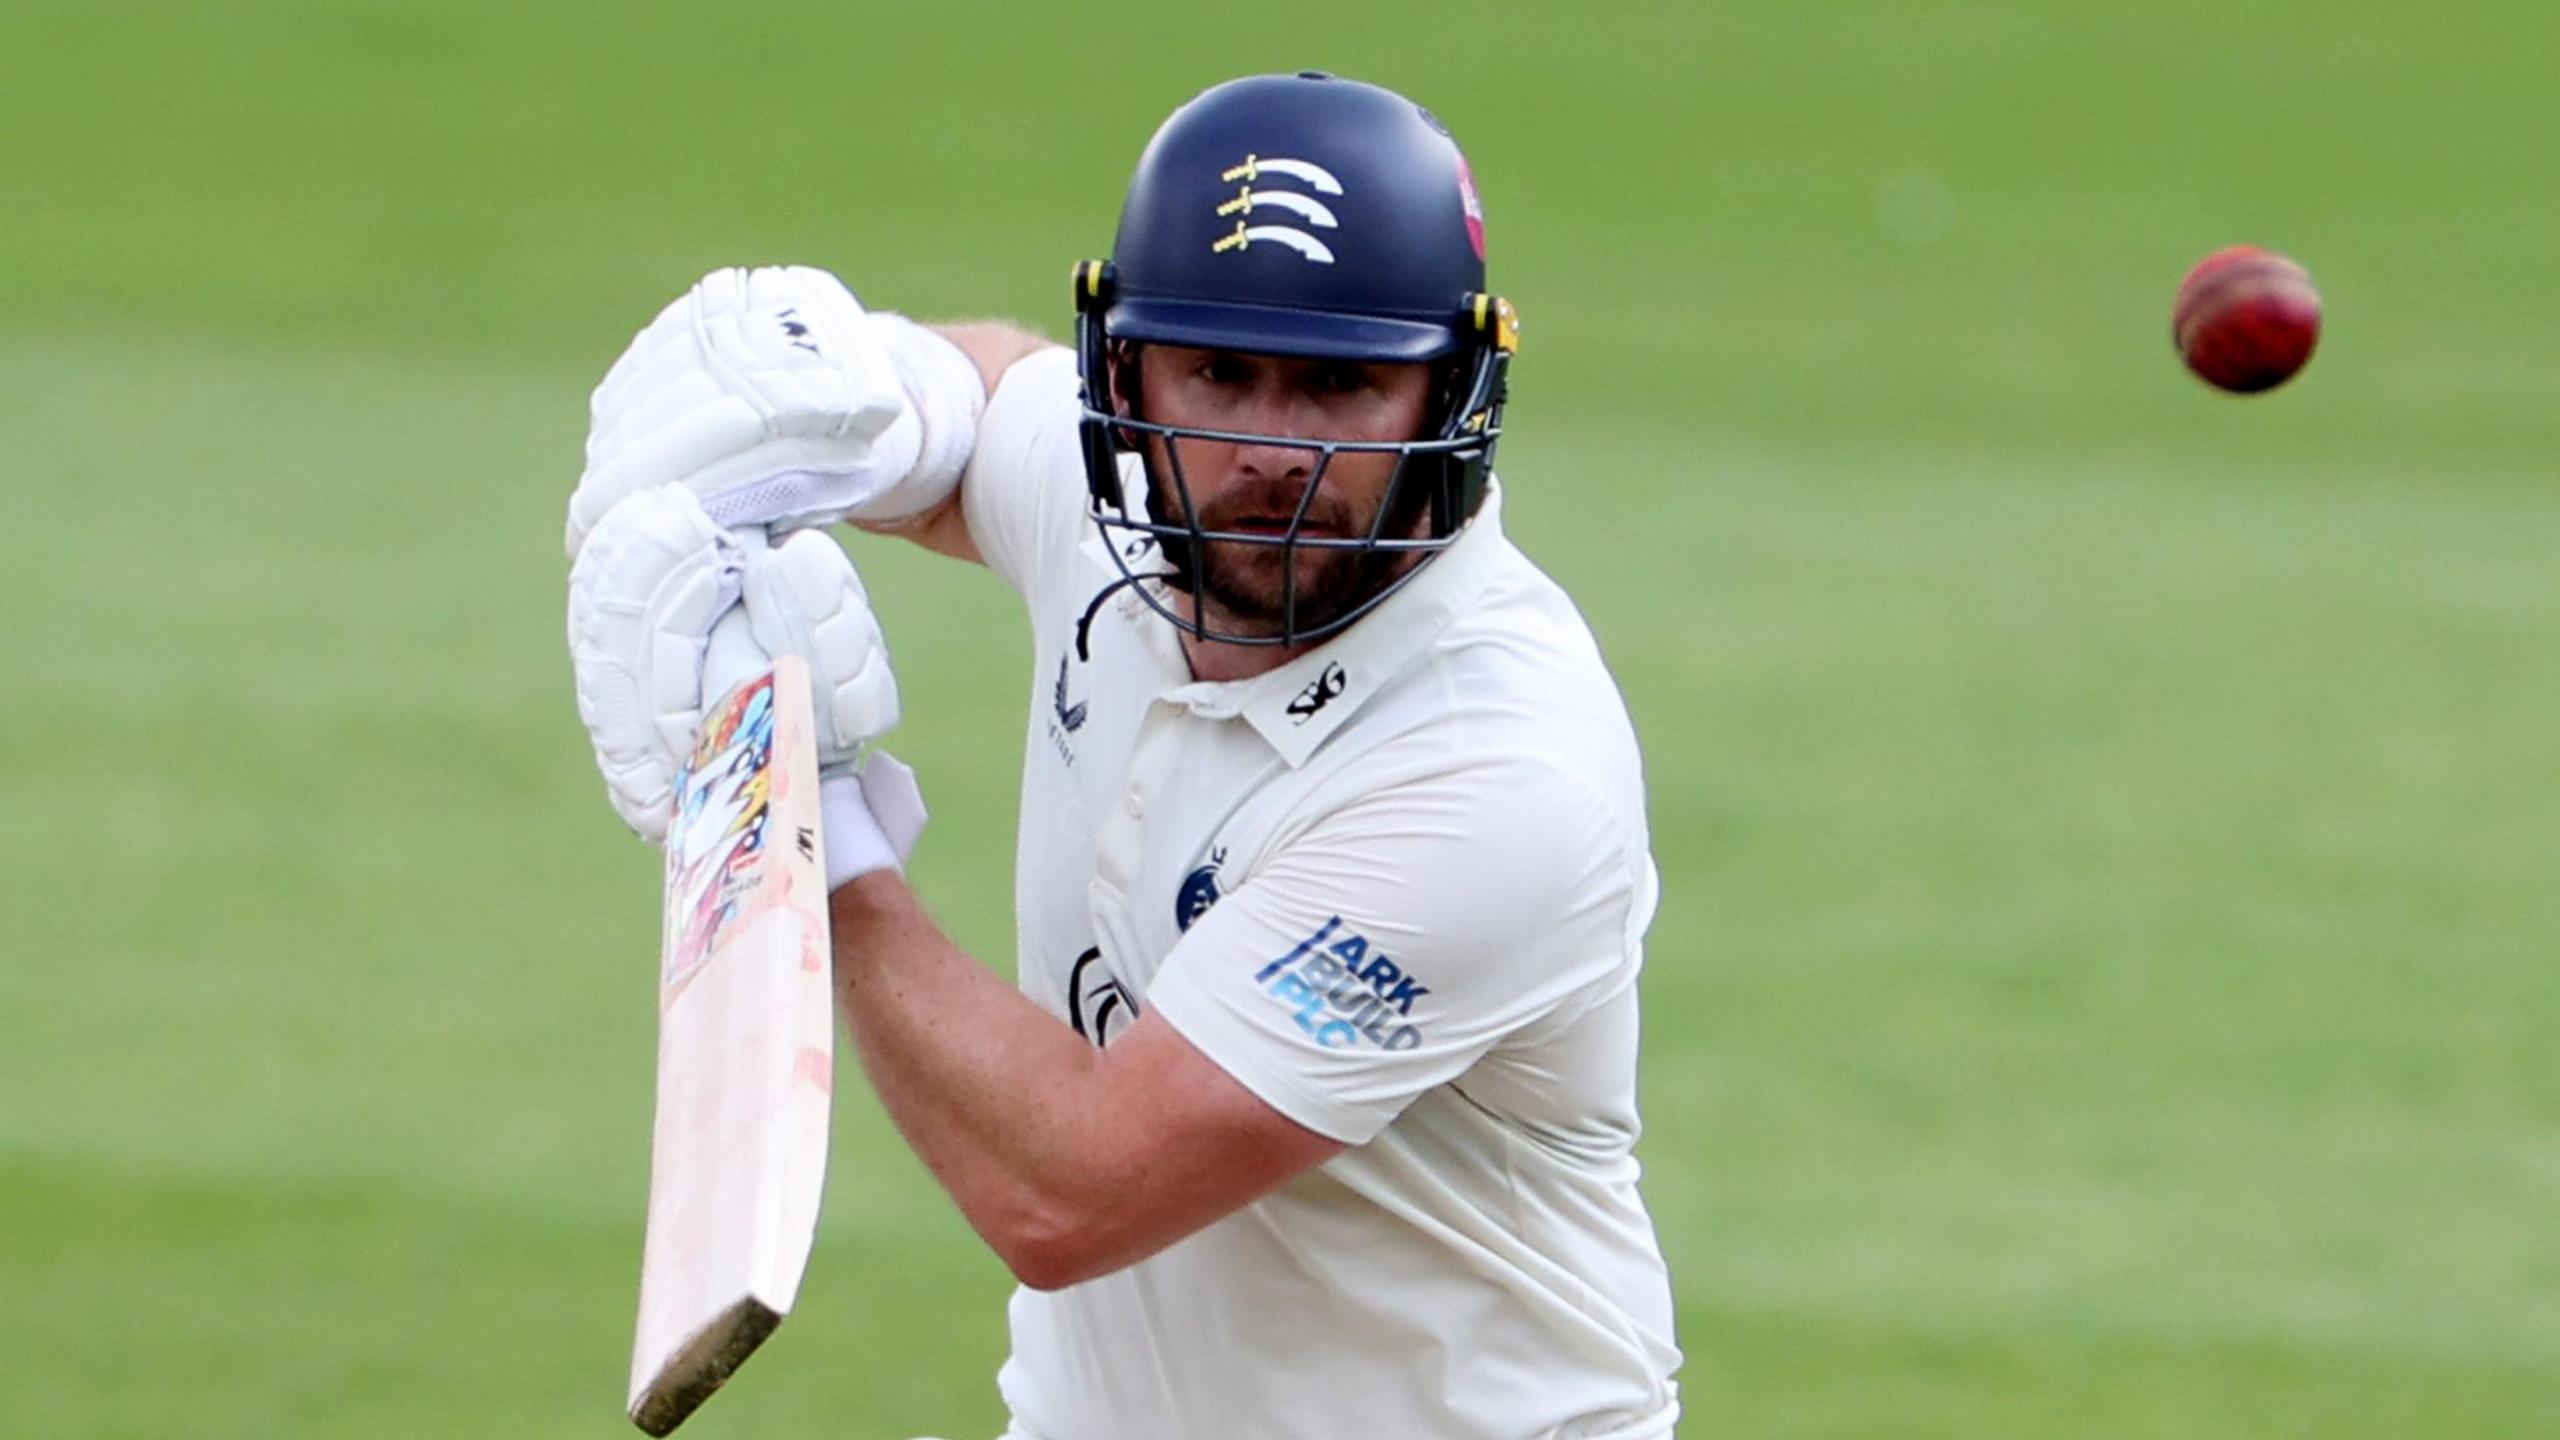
1128 344 1436 638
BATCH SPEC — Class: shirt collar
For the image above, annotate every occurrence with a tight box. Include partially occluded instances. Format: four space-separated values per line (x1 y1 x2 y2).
1161 482 1510 766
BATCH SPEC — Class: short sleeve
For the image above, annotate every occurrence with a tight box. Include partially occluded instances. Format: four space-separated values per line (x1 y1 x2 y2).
959 346 1091 605
1141 759 1639 1145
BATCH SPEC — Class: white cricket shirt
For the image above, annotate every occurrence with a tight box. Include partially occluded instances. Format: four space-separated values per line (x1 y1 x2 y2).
959 348 1680 1440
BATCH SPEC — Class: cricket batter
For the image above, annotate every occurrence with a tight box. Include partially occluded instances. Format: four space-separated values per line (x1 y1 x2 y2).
567 72 1682 1438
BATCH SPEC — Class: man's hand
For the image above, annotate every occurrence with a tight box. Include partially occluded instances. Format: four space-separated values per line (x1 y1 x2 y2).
568 485 907 849
566 266 923 557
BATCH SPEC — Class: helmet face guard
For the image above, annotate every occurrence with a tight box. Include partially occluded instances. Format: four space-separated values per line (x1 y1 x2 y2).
1073 291 1514 646
1069 73 1520 649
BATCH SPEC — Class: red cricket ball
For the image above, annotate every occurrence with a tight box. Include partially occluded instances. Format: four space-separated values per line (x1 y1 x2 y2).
2173 245 2322 393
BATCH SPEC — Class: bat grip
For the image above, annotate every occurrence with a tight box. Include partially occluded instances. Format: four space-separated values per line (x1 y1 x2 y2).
702 527 775 703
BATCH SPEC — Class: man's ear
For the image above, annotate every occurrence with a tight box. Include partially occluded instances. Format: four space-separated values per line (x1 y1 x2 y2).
1107 339 1145 419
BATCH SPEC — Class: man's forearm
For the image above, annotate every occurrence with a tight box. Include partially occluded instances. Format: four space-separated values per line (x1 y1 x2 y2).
931 320 1058 398
827 873 1110 1275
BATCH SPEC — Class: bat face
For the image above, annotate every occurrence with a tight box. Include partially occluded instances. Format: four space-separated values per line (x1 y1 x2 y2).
631 653 833 1436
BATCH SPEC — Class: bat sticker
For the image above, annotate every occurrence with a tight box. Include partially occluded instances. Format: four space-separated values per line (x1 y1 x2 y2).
662 673 779 991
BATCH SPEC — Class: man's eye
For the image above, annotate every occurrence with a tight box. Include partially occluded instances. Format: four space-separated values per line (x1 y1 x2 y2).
1311 364 1371 394
1198 356 1250 385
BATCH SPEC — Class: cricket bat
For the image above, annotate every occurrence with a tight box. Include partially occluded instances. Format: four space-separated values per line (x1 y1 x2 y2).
627 602 834 1436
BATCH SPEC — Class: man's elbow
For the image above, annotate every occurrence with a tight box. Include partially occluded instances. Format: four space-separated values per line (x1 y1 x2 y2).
852 492 981 565
987 1203 1135 1293
1001 1242 1092 1294
1000 1177 1271 1288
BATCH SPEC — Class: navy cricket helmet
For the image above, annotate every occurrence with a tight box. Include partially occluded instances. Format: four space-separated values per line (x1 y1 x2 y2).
1070 71 1521 649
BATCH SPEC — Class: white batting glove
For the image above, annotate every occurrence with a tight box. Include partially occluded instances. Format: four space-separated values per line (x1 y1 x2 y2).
740 529 901 765
566 265 919 556
739 531 925 886
568 486 923 879
566 485 747 842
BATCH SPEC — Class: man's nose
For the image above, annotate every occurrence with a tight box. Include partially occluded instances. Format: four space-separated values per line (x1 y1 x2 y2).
1233 433 1315 485
1230 389 1319 482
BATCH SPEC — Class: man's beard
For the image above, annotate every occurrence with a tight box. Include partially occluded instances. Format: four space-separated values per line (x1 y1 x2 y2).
1148 458 1428 639
1196 533 1389 637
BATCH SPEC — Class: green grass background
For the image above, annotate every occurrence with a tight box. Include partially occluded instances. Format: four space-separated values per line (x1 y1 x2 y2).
5 2 2555 1436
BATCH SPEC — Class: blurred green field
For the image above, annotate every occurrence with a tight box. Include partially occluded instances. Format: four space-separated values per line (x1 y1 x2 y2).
4 2 2555 1436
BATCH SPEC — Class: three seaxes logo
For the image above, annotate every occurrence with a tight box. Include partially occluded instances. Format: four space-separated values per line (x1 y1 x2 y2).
1210 154 1344 265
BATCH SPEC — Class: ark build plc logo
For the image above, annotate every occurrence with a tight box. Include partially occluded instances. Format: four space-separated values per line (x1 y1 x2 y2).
1252 917 1430 1051
1210 154 1344 265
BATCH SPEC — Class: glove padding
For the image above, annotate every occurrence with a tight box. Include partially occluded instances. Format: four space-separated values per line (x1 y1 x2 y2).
567 484 745 841
566 265 920 556
740 523 901 765
568 485 901 843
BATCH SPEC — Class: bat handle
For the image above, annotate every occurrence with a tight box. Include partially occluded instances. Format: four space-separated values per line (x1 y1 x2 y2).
702 527 775 704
